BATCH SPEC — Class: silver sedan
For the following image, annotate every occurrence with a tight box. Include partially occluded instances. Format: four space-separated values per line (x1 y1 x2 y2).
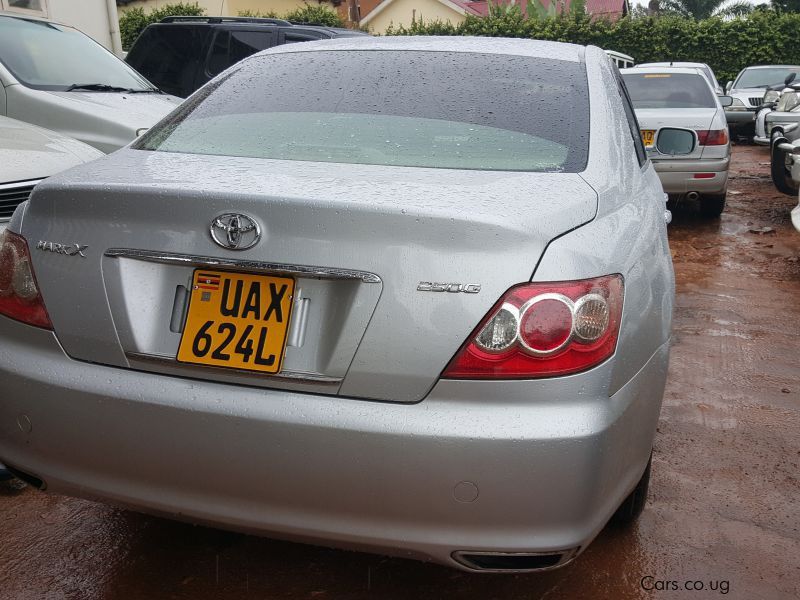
0 37 674 572
621 67 732 217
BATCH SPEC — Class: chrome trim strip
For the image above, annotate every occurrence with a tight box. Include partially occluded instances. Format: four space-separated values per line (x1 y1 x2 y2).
0 178 44 191
126 352 342 386
105 248 382 284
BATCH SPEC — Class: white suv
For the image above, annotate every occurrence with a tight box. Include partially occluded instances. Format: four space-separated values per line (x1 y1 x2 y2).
725 65 800 138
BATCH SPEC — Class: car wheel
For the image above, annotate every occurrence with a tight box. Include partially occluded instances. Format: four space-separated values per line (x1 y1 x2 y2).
611 454 652 526
771 137 799 196
771 129 784 144
0 468 15 482
700 194 726 218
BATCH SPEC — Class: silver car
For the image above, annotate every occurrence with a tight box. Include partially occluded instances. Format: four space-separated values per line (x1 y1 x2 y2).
0 115 103 228
621 66 732 217
0 37 675 572
0 11 181 152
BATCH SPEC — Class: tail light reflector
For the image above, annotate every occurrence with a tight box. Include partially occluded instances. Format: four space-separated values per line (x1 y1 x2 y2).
695 129 728 146
0 230 52 329
442 275 623 379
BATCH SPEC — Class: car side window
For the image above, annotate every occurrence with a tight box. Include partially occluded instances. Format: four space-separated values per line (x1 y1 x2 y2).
615 72 648 167
207 30 275 77
229 31 275 63
281 32 324 44
127 26 204 97
207 31 231 77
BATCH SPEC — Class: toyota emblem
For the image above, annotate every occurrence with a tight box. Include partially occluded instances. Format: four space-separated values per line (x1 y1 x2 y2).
210 213 261 250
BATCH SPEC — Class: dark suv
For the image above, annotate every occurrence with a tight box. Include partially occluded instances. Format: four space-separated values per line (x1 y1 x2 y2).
125 16 368 98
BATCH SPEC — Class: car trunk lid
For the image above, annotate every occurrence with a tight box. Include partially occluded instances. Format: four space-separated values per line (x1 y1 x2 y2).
21 150 598 402
636 108 719 160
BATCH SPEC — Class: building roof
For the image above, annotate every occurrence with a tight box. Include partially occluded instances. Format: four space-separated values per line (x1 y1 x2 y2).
361 0 629 25
458 0 628 18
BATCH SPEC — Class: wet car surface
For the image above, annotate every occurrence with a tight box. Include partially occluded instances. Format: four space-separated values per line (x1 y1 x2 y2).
1 144 799 598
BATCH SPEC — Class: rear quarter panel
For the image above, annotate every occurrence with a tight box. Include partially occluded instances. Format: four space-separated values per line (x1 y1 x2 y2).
534 46 674 395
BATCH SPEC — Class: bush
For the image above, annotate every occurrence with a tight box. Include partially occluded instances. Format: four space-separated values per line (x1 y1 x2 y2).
283 5 344 27
237 5 343 26
385 10 800 84
119 2 205 50
237 9 279 18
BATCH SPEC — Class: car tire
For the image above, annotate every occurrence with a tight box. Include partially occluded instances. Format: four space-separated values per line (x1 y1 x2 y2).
771 137 799 196
0 468 14 482
611 454 652 526
700 194 726 218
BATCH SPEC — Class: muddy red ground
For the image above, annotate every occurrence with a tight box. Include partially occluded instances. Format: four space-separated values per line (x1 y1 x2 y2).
1 145 799 600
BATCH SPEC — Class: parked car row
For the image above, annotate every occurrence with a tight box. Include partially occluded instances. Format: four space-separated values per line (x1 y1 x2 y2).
621 65 732 217
0 9 791 572
611 56 800 225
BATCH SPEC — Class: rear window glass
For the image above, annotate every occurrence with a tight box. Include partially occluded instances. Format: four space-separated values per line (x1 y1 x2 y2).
135 50 590 172
126 26 206 97
621 73 716 109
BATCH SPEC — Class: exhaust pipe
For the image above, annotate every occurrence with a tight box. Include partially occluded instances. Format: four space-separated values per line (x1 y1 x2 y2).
2 463 46 490
452 548 579 572
686 191 700 201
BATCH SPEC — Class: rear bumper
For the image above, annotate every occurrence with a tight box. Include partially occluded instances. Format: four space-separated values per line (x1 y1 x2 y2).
653 157 730 195
0 317 669 571
724 109 756 125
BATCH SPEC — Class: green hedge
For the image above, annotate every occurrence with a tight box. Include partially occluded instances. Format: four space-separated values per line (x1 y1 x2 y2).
238 5 344 27
283 5 344 27
385 10 800 84
119 2 205 50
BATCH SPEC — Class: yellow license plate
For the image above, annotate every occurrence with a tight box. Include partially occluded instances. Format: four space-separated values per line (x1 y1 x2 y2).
177 270 294 374
641 130 655 147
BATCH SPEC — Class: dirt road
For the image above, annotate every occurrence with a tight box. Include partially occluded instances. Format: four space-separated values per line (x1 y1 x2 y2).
1 145 799 599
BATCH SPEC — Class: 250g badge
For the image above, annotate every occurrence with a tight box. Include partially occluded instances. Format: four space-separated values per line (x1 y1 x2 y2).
417 282 481 294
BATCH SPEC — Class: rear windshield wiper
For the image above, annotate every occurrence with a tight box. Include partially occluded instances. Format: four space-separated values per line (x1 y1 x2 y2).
65 83 162 93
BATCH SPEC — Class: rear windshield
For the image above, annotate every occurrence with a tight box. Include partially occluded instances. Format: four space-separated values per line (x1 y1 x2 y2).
735 67 800 89
622 72 716 109
135 50 590 172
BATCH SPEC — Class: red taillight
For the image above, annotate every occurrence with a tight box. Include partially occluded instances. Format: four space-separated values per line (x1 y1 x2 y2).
695 129 728 146
0 230 52 329
442 275 623 379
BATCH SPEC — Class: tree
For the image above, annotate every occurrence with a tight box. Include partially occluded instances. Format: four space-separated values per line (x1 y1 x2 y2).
658 0 753 18
772 0 800 12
